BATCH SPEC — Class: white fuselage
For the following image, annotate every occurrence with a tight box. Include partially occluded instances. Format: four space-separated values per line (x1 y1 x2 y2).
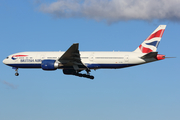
3 51 156 70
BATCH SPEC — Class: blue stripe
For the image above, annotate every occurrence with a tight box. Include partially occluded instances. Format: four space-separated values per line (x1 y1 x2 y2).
7 63 138 69
146 41 159 47
7 64 41 68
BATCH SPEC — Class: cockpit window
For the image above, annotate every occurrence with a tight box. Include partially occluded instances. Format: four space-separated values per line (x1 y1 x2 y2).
6 57 9 59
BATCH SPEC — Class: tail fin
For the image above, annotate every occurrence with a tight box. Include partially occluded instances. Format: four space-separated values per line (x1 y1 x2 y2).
134 25 166 53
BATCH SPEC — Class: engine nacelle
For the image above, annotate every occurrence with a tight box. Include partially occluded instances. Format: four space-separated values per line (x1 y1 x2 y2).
41 60 58 71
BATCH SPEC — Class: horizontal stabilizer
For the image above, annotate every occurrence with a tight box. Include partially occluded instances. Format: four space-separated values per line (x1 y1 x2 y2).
141 52 158 59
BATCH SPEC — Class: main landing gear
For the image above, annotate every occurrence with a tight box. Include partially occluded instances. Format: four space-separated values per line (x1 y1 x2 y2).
63 69 94 80
73 69 94 80
73 72 94 80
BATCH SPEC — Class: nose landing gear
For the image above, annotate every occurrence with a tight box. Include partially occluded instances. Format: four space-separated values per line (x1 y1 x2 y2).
13 67 19 76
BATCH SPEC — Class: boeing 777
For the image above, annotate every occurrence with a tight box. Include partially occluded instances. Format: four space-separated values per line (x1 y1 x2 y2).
3 25 167 79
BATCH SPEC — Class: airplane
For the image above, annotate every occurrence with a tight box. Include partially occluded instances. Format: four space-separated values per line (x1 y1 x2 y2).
3 25 167 79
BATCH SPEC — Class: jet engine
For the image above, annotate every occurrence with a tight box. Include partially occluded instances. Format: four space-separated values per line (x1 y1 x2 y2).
41 60 60 70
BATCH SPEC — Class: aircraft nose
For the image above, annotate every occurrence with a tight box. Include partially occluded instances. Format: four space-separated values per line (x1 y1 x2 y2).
3 59 7 64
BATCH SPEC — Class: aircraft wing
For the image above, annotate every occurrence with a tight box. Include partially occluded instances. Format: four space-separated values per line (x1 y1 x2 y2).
58 43 88 70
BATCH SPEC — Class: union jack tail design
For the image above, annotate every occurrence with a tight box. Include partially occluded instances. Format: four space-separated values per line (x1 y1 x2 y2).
134 25 166 53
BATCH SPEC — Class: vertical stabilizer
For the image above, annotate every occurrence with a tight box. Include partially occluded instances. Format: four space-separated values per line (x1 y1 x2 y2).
134 25 166 53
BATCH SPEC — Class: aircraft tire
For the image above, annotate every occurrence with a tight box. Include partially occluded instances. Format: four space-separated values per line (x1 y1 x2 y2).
15 73 19 76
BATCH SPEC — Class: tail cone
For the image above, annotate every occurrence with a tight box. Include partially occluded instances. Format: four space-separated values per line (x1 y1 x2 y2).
156 54 165 60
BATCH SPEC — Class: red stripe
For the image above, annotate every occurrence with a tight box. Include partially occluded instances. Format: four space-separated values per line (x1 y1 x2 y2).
139 45 153 53
12 55 28 57
146 29 165 41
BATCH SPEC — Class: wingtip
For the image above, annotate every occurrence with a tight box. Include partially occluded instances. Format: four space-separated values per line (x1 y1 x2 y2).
73 43 79 45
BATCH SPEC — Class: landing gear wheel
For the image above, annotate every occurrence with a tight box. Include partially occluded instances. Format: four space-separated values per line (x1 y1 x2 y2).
90 76 94 80
15 73 19 76
14 68 19 76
